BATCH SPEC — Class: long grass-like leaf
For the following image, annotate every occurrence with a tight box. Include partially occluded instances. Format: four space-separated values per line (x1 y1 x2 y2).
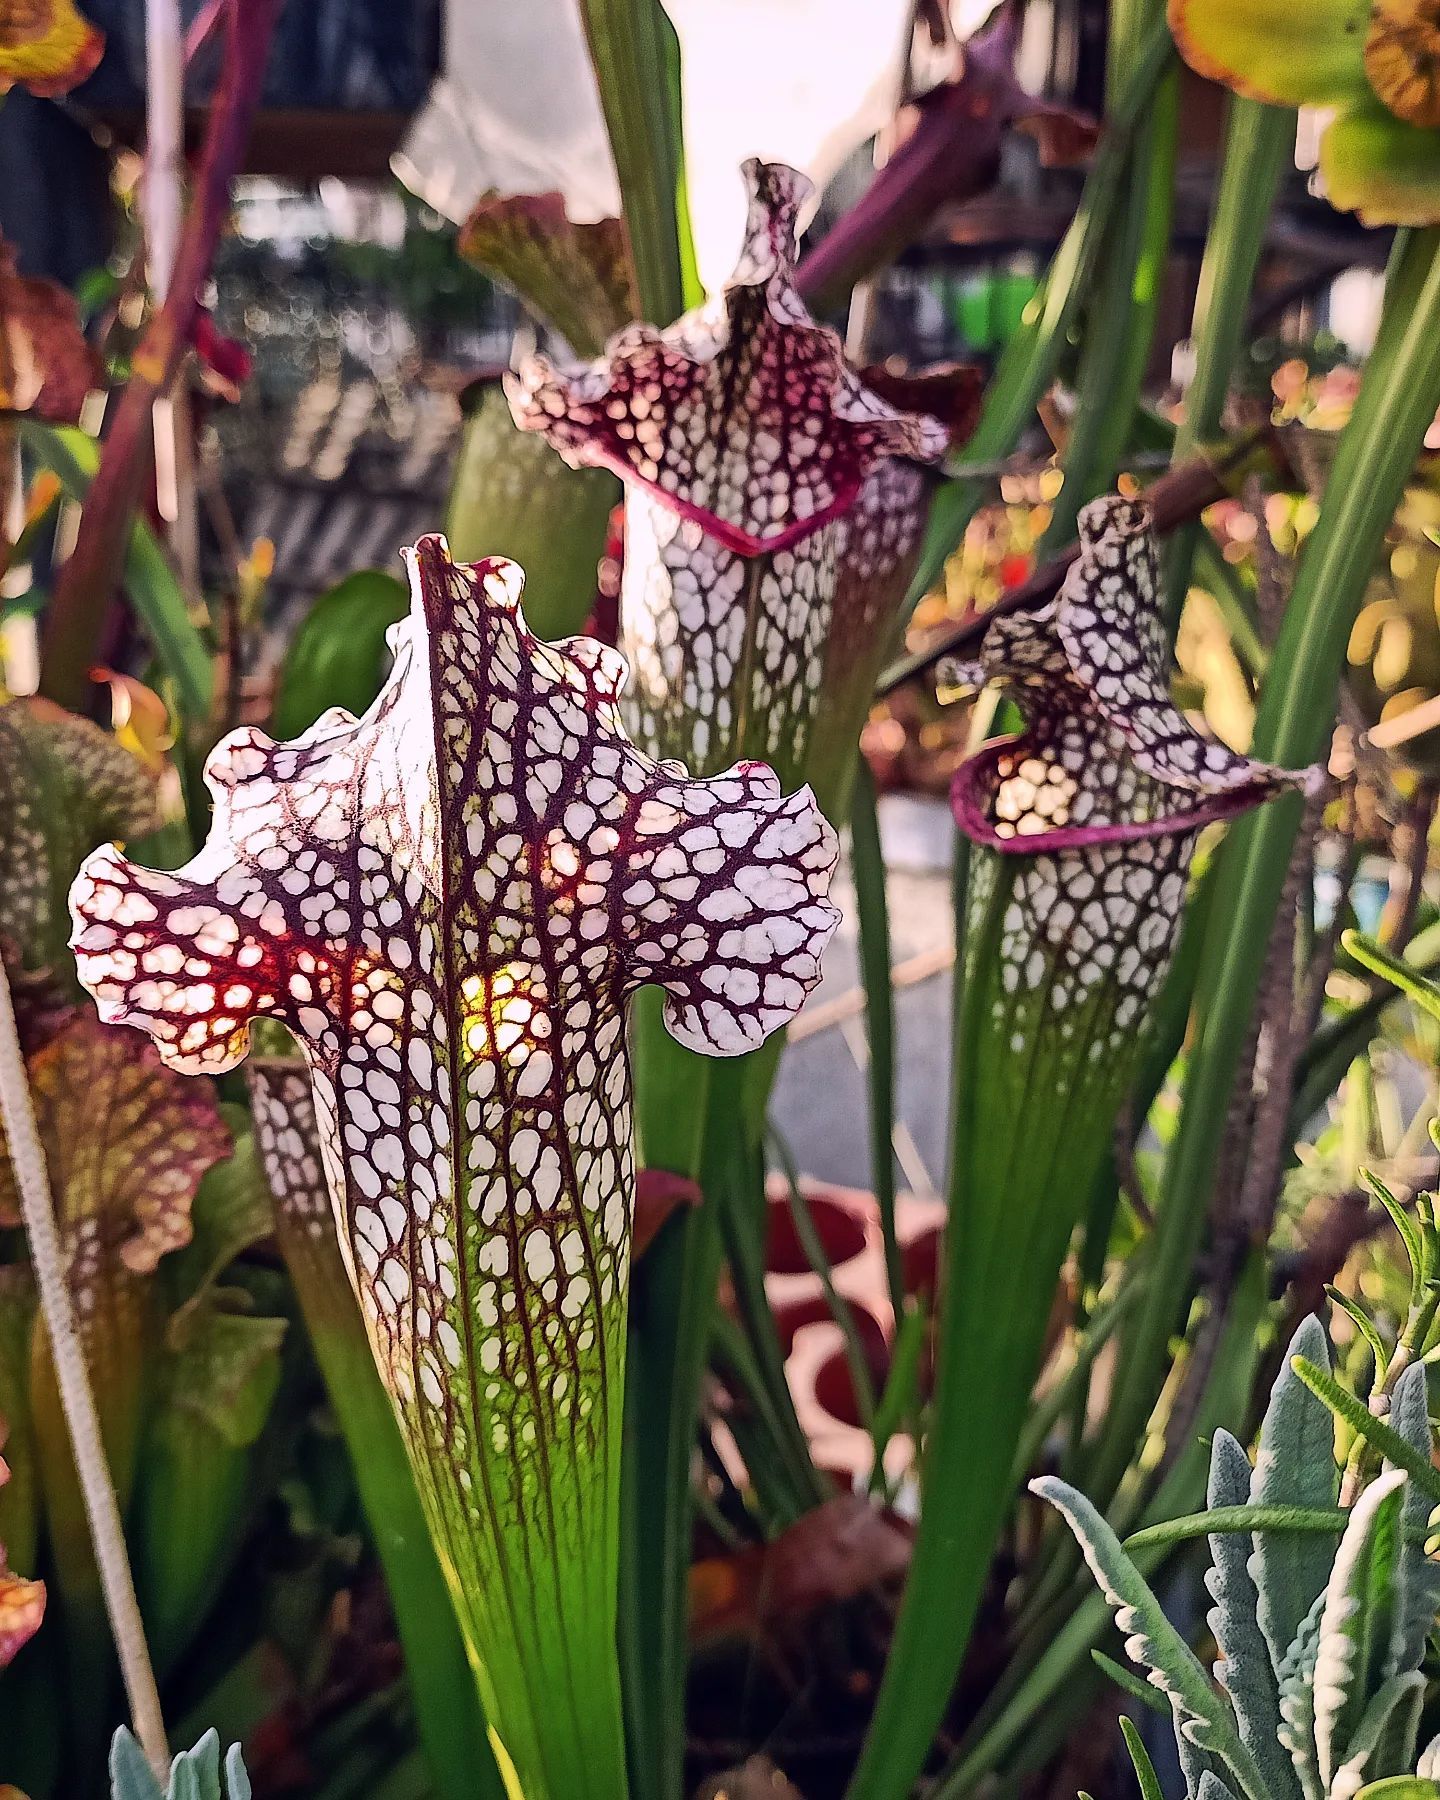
575 0 698 320
1039 62 1179 553
1162 96 1295 619
849 752 902 1317
1105 224 1440 1554
1121 1716 1167 1800
898 14 1174 608
621 1031 727 1800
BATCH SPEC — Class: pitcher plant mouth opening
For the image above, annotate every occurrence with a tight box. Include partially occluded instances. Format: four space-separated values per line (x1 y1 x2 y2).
951 495 1322 867
508 159 949 559
945 496 1325 1082
66 532 840 1800
509 159 968 791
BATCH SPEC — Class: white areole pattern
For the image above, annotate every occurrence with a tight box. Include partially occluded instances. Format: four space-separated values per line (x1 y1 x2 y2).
508 158 952 786
68 534 840 1796
951 495 1320 1048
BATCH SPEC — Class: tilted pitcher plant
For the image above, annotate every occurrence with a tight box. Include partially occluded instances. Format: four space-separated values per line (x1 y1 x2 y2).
68 536 840 1800
509 158 965 811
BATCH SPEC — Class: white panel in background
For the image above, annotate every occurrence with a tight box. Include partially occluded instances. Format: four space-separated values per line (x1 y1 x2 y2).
394 0 913 303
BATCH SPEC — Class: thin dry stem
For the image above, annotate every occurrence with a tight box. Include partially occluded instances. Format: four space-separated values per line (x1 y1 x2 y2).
0 961 168 1778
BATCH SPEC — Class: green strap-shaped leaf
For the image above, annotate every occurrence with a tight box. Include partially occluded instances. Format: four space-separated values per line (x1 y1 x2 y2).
1253 1319 1343 1674
574 0 697 321
1315 1470 1407 1789
1356 1782 1440 1800
1342 931 1440 1024
20 420 215 722
1032 1476 1268 1800
1206 1430 1303 1800
1383 1364 1440 1677
1122 1716 1166 1800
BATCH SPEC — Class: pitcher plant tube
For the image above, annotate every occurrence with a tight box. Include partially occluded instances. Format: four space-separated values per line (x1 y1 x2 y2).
509 158 957 806
67 535 841 1800
848 496 1319 1799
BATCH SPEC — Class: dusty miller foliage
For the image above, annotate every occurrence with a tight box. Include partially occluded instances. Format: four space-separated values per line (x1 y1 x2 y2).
1036 1318 1440 1800
108 1729 251 1800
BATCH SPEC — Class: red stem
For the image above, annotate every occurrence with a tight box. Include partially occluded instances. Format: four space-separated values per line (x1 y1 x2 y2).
875 431 1270 696
39 0 283 712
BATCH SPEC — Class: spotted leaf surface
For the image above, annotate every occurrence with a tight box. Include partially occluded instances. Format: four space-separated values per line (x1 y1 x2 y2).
0 698 159 985
0 1011 230 1275
70 535 839 1800
510 159 951 783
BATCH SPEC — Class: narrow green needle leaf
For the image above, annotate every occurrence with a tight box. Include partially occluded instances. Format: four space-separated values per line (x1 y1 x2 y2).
1121 1715 1168 1800
1292 1358 1440 1507
1099 1653 1171 1719
1343 931 1440 1024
